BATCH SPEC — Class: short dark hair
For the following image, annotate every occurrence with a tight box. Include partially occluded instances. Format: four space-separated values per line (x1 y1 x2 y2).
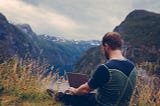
102 32 122 50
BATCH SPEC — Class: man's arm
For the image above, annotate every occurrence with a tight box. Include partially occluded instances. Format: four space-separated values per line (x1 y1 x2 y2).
68 65 109 95
68 82 93 95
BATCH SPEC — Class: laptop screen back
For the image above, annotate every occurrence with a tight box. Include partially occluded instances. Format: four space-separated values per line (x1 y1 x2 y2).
67 72 89 88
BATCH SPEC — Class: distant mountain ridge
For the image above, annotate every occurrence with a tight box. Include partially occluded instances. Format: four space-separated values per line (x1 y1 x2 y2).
74 10 160 76
0 13 41 62
39 34 100 46
17 24 100 73
0 12 100 75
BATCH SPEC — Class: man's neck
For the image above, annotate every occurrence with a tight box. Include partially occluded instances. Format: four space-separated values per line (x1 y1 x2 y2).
109 50 125 60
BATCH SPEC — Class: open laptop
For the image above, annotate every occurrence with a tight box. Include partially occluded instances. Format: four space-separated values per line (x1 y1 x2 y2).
46 72 94 96
66 72 89 88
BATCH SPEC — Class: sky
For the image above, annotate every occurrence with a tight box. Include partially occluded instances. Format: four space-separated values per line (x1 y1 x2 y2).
0 0 159 40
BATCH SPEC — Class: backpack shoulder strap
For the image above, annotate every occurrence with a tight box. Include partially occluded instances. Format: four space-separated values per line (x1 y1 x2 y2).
116 67 136 106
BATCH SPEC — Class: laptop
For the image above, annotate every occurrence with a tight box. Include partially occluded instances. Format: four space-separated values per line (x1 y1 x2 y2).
66 72 89 88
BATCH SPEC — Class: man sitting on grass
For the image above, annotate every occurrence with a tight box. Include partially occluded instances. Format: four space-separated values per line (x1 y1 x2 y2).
47 32 137 106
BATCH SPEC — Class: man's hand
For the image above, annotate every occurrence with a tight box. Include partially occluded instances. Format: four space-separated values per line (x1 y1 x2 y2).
66 87 77 95
66 83 93 95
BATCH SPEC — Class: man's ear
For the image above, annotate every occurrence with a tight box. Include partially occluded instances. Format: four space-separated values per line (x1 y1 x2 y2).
104 43 109 48
104 43 111 50
103 43 108 47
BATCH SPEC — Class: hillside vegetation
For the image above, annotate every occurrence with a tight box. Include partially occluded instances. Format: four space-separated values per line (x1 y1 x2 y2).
114 10 160 62
0 13 40 61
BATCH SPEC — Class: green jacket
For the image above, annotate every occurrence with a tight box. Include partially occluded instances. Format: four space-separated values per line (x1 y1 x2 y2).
96 64 137 106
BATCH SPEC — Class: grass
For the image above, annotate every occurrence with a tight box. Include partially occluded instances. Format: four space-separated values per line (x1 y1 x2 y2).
0 58 62 106
130 62 160 106
130 83 160 106
0 58 160 106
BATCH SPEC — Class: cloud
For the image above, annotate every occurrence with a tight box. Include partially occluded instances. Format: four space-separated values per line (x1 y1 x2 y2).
0 0 84 39
132 0 160 13
0 0 159 40
21 0 134 40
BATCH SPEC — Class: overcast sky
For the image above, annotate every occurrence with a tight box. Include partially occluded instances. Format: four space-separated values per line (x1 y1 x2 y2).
0 0 159 40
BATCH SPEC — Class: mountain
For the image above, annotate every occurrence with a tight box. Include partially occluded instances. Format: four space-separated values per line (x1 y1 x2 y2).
17 25 100 74
74 46 106 77
114 9 160 62
74 10 160 76
0 13 41 63
0 12 100 75
39 35 100 74
39 34 100 46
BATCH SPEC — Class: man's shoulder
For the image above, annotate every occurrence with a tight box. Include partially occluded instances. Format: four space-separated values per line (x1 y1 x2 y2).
105 59 135 67
103 59 135 76
97 64 109 71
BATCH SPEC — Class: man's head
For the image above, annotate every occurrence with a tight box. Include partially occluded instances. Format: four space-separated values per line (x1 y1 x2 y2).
102 32 123 59
102 32 122 50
